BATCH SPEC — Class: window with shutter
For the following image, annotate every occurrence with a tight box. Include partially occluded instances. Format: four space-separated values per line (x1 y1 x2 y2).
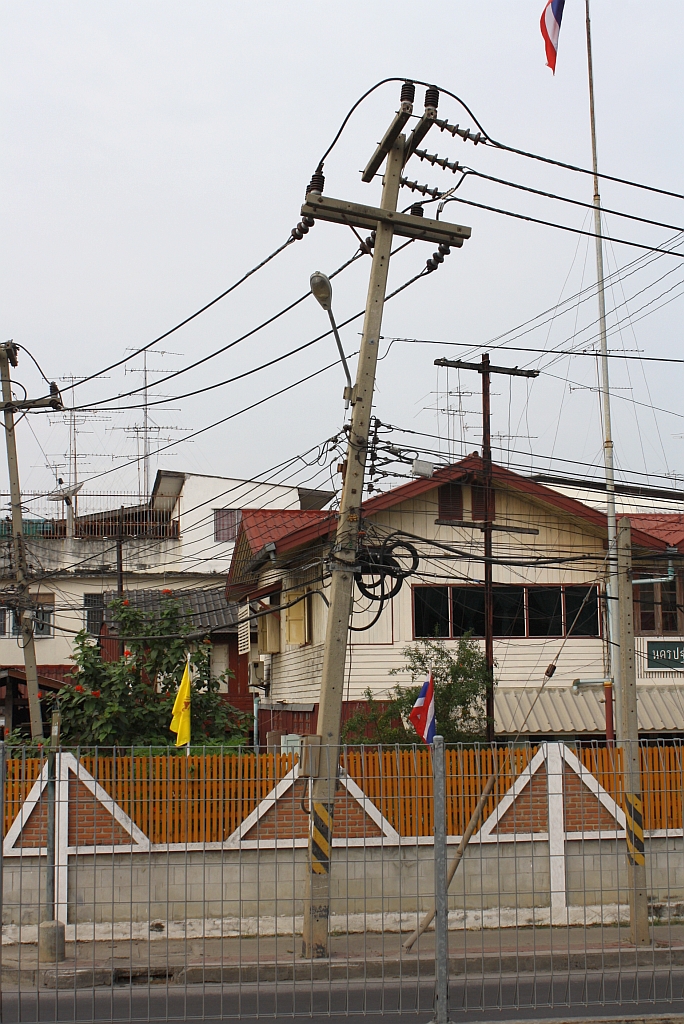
437 483 463 521
238 603 251 655
471 484 495 521
257 593 281 653
285 589 308 645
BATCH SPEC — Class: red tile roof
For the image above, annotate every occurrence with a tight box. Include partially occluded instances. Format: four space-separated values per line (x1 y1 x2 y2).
239 509 332 554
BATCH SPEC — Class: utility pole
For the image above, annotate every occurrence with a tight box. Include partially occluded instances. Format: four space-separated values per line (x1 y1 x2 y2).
0 342 62 740
299 83 472 959
116 506 124 598
616 517 649 946
435 356 538 743
585 0 620 729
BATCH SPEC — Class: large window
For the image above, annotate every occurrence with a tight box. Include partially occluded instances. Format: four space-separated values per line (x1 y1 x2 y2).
214 509 242 543
634 578 683 635
414 584 600 639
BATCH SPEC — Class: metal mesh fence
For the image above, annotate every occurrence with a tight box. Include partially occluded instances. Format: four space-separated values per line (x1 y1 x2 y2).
1 739 684 1021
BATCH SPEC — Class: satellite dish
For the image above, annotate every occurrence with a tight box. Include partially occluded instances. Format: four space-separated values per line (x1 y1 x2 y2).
47 482 84 502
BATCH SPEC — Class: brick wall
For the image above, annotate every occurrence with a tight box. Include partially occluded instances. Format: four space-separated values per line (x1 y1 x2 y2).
243 779 382 841
563 766 616 831
15 777 131 848
495 765 549 834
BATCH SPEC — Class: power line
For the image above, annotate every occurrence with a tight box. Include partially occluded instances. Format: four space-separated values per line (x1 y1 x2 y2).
388 337 684 366
55 236 297 398
441 194 684 261
315 77 684 202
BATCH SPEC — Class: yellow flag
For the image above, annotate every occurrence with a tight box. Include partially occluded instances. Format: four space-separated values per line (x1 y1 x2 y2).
170 661 191 747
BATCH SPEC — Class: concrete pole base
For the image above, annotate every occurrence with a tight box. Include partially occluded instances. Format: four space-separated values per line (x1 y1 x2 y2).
38 919 66 962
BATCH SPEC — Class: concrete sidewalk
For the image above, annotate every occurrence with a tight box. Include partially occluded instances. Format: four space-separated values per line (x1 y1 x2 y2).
3 923 684 989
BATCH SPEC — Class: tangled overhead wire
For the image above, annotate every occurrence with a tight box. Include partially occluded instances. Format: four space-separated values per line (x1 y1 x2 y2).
350 533 419 631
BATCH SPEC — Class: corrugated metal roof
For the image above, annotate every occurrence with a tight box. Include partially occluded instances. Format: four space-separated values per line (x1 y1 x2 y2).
495 685 684 735
628 514 684 547
103 587 240 634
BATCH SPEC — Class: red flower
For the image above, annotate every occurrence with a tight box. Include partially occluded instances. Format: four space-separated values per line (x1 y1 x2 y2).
124 649 131 657
162 589 172 595
92 690 101 698
37 691 42 699
122 600 129 606
74 685 84 693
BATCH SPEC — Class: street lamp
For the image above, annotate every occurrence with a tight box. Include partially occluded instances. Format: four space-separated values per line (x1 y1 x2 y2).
310 272 353 408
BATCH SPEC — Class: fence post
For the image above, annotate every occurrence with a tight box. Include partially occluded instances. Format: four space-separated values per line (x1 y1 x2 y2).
432 735 450 1024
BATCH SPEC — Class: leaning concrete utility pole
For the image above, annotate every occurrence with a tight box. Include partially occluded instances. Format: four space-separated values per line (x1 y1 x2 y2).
0 342 62 740
299 84 471 958
616 517 650 946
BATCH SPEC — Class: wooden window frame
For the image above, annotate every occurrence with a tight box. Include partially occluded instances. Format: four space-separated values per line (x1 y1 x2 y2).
633 576 684 636
412 583 601 640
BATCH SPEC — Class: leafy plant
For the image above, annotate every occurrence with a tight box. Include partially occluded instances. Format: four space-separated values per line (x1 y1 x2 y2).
342 635 488 745
42 595 249 749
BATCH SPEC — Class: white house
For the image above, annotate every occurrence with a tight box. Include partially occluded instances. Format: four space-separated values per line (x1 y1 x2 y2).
226 455 684 741
0 471 332 688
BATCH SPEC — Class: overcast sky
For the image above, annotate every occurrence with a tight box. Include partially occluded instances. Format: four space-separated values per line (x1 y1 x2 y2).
2 1 683 509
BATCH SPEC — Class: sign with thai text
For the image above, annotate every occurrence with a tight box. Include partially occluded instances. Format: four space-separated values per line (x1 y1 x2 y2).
647 640 684 669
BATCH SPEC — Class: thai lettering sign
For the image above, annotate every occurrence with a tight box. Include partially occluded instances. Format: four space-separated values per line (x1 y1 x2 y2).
647 640 684 669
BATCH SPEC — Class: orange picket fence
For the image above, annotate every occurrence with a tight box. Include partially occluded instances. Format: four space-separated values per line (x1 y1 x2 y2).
4 744 684 843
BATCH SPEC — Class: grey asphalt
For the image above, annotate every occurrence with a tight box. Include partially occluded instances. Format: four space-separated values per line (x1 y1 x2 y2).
4 973 684 1023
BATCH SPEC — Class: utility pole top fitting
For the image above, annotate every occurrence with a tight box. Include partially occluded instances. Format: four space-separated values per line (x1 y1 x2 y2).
301 194 470 248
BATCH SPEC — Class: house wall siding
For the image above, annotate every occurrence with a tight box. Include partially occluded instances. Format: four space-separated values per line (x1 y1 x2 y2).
268 486 608 705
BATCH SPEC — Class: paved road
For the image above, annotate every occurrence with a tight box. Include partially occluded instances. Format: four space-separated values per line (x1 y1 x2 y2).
4 972 684 1023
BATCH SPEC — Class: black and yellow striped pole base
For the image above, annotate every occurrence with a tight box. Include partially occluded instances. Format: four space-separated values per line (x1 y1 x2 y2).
310 801 333 874
625 792 645 867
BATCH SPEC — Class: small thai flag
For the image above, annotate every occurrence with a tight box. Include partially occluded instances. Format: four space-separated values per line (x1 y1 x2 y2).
540 0 566 74
409 672 436 745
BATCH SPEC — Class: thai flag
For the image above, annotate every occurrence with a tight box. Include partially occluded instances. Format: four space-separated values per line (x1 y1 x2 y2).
540 0 566 74
409 672 436 745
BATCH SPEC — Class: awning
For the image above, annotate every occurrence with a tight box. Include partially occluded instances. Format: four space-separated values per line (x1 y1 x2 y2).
495 685 684 735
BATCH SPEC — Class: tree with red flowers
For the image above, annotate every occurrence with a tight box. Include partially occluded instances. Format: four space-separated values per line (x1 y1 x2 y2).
45 595 249 748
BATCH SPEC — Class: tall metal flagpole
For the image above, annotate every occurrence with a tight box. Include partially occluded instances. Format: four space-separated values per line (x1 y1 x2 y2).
585 0 621 732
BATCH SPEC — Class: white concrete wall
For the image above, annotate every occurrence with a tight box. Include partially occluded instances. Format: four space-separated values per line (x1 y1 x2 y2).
4 837 680 928
173 474 305 574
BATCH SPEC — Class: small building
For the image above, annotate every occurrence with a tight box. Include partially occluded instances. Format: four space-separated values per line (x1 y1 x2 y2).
0 471 331 687
226 455 684 742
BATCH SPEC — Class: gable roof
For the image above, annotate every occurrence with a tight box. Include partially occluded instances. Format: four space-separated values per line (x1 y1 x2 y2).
225 456 670 599
262 454 668 556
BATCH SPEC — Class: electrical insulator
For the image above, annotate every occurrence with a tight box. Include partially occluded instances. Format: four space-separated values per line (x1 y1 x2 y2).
400 81 415 107
426 242 452 274
424 86 439 115
364 229 376 250
290 214 315 242
306 169 325 197
410 204 424 217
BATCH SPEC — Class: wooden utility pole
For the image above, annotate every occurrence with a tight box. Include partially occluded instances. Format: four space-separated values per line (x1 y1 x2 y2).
616 517 650 946
0 343 54 740
434 355 539 742
481 354 495 741
299 84 472 959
